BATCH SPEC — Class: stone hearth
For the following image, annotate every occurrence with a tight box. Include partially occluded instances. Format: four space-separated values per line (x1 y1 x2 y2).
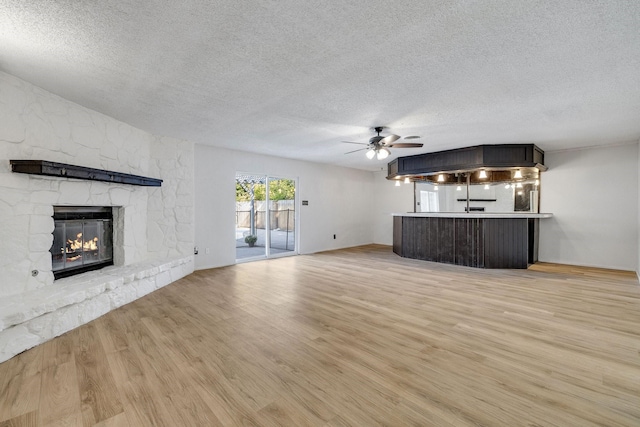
0 257 192 362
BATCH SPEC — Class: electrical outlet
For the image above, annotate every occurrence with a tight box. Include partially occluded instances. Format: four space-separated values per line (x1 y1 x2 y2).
333 234 336 239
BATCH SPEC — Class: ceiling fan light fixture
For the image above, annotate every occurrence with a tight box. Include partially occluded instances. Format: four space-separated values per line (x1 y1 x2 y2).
365 148 376 159
348 127 423 159
377 148 390 160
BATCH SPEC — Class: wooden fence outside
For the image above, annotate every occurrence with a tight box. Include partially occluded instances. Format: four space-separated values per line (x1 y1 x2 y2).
236 200 295 231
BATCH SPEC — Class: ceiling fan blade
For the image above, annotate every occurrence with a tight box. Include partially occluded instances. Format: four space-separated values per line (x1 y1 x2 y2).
341 141 367 145
344 147 368 154
380 134 400 145
387 142 424 148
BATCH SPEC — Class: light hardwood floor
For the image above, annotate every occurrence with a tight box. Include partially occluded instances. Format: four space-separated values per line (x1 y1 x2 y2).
1 245 639 426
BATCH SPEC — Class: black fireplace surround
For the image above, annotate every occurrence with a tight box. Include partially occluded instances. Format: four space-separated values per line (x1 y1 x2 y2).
51 206 114 279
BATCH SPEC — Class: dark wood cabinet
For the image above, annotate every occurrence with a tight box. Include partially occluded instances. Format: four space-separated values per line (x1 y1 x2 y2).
393 215 540 269
388 144 545 179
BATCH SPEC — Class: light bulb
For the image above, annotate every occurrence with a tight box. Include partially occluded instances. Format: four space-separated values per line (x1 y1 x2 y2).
456 185 462 191
404 177 410 184
437 174 445 182
376 148 389 160
479 170 487 179
395 180 400 187
365 149 376 159
514 169 522 179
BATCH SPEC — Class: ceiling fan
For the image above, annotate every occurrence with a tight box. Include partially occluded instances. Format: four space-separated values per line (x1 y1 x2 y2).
343 127 424 160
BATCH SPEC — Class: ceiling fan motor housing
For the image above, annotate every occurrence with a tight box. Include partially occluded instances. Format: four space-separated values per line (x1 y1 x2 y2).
369 136 384 147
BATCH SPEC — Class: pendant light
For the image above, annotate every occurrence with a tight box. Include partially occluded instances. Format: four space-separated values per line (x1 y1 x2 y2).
437 174 445 182
404 177 410 184
514 169 522 179
479 170 488 179
395 180 401 187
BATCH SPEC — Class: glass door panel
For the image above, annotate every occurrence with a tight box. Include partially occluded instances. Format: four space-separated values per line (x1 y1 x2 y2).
51 222 66 272
235 173 267 260
267 177 296 255
64 221 84 269
98 219 114 262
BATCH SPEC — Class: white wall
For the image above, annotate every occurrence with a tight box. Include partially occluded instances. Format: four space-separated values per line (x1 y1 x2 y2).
539 143 639 271
638 141 640 279
372 172 413 245
194 145 375 270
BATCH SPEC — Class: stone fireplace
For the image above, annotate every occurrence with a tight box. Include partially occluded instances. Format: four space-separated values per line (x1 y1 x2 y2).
0 71 195 363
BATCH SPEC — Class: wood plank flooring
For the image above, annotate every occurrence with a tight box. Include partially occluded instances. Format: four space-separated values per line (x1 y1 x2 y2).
1 245 639 426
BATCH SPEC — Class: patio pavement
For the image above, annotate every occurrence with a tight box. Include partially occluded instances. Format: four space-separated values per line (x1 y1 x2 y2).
236 227 296 260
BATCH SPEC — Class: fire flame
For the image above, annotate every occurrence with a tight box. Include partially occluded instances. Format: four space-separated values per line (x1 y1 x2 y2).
67 233 99 252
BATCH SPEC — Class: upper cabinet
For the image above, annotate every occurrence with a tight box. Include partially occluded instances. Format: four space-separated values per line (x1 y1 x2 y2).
388 144 545 179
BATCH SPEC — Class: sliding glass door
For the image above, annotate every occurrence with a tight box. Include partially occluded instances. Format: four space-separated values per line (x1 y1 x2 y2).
235 173 297 261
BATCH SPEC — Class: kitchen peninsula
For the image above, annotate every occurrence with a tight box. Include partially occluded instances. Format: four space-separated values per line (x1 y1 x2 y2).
388 144 552 269
392 212 552 269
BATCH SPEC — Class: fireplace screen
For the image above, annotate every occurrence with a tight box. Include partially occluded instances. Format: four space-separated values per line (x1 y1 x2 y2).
51 207 113 279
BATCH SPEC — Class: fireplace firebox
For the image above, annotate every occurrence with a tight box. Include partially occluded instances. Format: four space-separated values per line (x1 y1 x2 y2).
51 206 114 279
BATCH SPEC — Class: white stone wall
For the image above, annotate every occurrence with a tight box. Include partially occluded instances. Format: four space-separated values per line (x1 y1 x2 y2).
0 71 195 361
147 137 194 259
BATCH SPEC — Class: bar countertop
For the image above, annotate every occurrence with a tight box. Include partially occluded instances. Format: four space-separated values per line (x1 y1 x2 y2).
392 212 553 219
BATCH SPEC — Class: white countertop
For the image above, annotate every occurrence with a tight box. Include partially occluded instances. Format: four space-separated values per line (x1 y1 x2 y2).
393 212 553 219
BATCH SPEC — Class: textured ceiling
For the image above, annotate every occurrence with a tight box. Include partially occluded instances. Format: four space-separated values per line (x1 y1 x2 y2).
1 0 640 171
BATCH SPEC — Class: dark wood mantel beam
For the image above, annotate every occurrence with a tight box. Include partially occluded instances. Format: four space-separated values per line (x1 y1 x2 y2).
10 160 163 187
